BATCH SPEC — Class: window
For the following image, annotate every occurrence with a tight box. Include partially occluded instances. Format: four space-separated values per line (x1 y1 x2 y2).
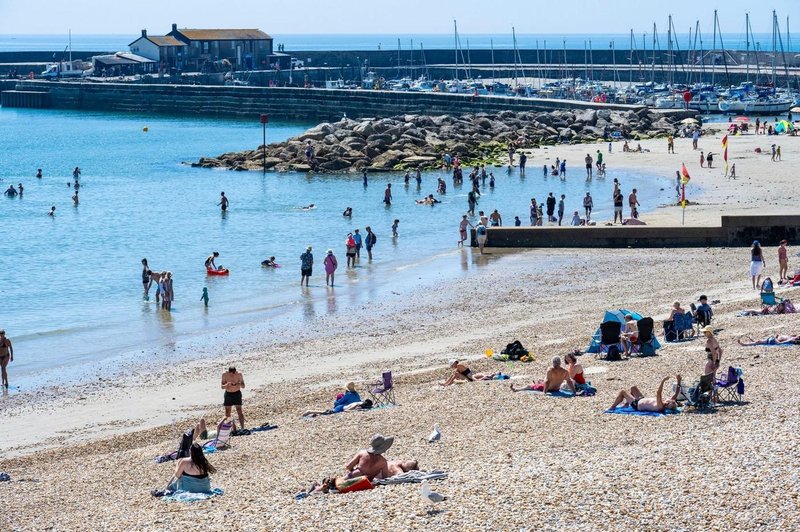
202 41 210 54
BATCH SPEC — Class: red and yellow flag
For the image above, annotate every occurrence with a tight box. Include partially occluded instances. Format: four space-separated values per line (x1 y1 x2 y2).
722 134 729 175
681 163 691 184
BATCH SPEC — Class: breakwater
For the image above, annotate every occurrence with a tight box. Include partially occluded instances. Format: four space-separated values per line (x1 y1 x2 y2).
473 215 800 248
4 80 660 121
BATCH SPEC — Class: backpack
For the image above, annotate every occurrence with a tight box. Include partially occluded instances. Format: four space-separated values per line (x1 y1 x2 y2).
606 344 621 361
501 340 529 360
476 225 487 236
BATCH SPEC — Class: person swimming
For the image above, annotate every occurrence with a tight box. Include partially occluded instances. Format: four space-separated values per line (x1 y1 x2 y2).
261 256 278 267
301 204 316 210
342 207 352 217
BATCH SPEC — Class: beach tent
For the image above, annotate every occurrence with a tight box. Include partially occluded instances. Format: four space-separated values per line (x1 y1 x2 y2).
586 309 661 353
774 120 794 134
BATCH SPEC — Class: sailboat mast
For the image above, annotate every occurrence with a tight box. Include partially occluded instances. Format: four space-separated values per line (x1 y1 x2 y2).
711 11 717 86
512 27 519 87
490 39 495 85
453 20 458 80
667 16 673 86
651 23 656 83
629 30 634 85
410 39 413 79
69 29 72 64
772 10 778 87
745 13 751 83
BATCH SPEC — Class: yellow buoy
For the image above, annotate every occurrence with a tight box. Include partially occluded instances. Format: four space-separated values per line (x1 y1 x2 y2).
485 348 494 357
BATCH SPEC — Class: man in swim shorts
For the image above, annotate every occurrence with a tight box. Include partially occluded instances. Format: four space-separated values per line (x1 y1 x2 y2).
221 366 245 428
0 330 13 388
610 375 682 413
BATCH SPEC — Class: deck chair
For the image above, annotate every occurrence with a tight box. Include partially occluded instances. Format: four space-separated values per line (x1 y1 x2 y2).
672 312 695 339
598 321 623 360
203 419 234 451
368 371 397 407
693 308 713 334
760 292 782 306
683 373 716 411
155 427 195 463
715 366 744 403
631 317 657 356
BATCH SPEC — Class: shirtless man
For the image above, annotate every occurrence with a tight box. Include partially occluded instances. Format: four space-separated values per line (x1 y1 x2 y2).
0 330 13 388
221 366 245 428
511 356 575 393
343 434 394 481
610 375 682 412
382 459 419 479
218 192 229 212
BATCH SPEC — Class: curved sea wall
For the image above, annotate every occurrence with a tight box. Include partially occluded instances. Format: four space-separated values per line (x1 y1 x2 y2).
6 80 674 122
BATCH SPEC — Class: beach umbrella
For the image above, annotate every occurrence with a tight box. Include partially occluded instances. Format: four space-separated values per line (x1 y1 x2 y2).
733 116 750 122
680 118 699 124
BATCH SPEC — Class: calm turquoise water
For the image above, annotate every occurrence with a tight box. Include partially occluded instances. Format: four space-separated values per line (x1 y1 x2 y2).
0 107 673 385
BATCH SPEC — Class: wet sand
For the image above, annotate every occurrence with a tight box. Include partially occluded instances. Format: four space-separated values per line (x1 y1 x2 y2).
1 129 799 530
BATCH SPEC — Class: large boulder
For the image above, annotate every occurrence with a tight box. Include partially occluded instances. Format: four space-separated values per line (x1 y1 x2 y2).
369 150 405 170
574 109 597 126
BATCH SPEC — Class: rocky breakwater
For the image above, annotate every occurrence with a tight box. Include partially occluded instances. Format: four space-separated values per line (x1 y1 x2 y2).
193 109 694 173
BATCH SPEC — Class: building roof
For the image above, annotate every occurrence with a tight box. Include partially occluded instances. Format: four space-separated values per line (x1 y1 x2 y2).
175 28 272 41
93 52 156 66
148 35 185 47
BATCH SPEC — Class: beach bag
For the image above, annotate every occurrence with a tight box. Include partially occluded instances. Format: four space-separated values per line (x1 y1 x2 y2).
606 344 621 361
641 342 656 357
336 476 373 494
784 299 795 313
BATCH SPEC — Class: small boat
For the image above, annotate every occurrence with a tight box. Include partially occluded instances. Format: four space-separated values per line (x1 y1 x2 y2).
207 268 230 276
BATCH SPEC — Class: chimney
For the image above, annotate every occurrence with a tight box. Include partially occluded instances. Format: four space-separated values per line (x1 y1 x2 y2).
141 29 147 38
172 23 178 33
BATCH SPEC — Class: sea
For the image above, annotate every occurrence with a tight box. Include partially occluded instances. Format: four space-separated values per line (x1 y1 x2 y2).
0 109 674 391
0 33 797 53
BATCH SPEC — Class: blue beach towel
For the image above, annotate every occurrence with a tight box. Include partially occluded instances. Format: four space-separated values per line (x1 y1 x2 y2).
525 390 575 398
605 406 681 417
162 488 224 503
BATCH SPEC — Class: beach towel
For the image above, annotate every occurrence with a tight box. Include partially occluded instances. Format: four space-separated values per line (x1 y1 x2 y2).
162 488 224 503
373 470 448 486
525 389 575 398
250 423 278 433
605 406 680 418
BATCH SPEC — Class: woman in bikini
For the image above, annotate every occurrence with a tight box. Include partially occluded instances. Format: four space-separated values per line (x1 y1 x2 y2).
439 359 494 386
564 352 585 386
0 330 13 388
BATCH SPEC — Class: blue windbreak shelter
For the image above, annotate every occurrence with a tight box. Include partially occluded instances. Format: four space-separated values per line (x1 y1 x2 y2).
587 309 661 353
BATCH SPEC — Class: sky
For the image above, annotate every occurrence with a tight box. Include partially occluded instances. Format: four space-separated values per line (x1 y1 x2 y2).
0 0 794 35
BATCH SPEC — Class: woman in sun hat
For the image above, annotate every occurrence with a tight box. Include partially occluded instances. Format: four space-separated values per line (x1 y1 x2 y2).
701 325 722 373
750 240 765 290
323 249 338 286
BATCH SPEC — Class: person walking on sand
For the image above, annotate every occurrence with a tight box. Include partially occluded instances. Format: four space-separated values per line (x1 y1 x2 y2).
628 189 640 218
300 246 313 286
458 214 473 247
583 192 593 222
613 189 624 224
324 249 338 286
692 129 699 150
778 240 789 282
221 366 246 428
365 226 377 260
776 145 781 161
475 221 488 254
750 240 765 289
699 151 705 168
706 152 713 168
0 330 13 389
383 183 392 205
345 233 356 268
667 134 675 154
218 192 229 213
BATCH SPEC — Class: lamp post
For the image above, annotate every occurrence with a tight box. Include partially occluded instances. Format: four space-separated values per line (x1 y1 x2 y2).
259 113 268 175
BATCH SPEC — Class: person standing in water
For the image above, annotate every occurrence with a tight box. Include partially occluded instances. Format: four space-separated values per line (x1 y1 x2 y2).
362 169 368 187
221 366 246 429
73 167 81 180
142 258 152 298
218 192 229 212
353 228 363 259
458 214 473 247
300 246 313 287
162 272 174 311
200 287 209 307
72 190 79 205
0 330 13 389
36 169 42 178
383 183 392 205
47 206 56 216
324 249 338 286
365 226 377 260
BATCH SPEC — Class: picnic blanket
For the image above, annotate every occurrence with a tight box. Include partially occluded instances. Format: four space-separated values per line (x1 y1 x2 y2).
373 470 448 486
162 488 224 503
605 406 681 418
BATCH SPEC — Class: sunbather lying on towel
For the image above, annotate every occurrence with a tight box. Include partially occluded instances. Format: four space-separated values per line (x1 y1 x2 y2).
609 375 681 413
301 382 369 417
510 356 576 394
440 359 495 386
301 399 373 418
738 334 800 346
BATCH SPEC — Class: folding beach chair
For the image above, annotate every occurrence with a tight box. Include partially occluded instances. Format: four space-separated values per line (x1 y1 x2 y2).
760 292 782 306
368 371 397 407
715 366 745 403
155 427 195 463
203 419 234 451
692 308 712 335
631 317 657 356
670 311 695 339
598 321 623 360
682 373 716 411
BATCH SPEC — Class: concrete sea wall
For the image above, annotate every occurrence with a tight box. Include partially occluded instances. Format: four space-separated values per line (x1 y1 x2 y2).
5 80 653 121
473 215 800 248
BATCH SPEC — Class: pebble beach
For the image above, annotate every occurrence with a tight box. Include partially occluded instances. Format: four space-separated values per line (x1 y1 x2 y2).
2 130 799 530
